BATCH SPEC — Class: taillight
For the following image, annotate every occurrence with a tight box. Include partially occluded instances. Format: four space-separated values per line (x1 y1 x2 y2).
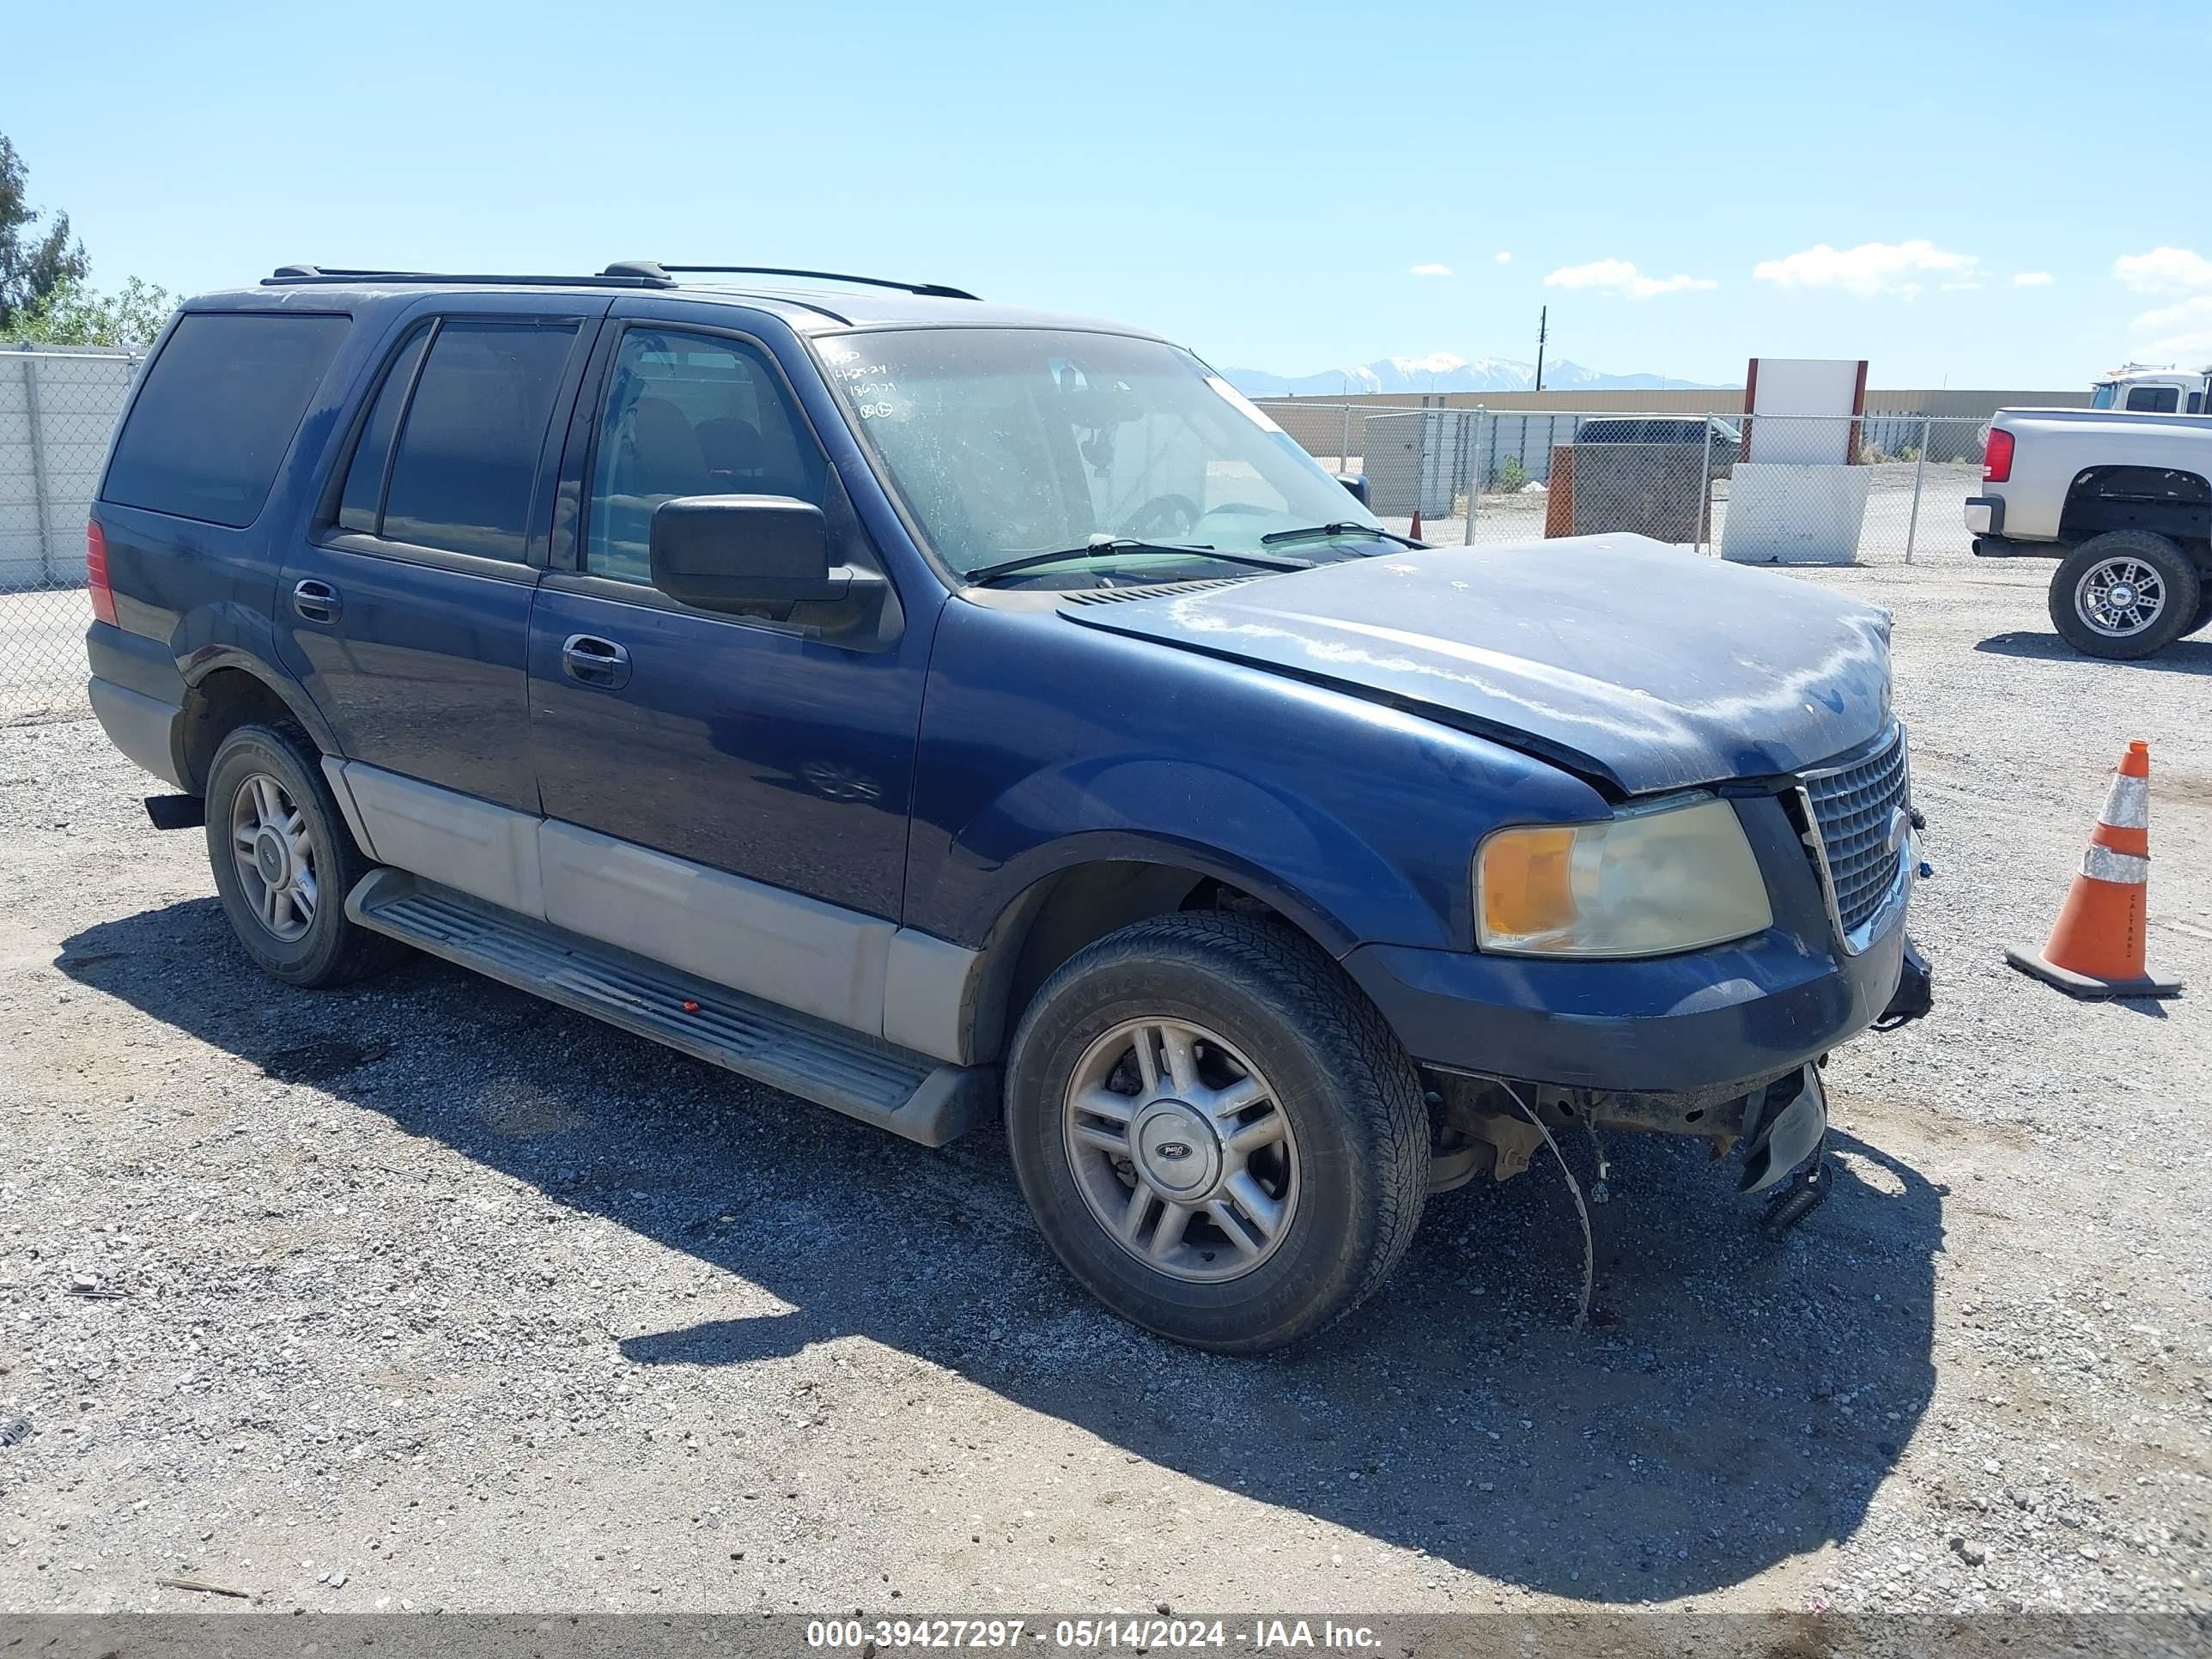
1983 428 2014 483
86 520 118 626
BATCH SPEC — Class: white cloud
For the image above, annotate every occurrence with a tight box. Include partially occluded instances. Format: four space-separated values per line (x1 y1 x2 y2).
2129 293 2212 333
1542 258 1717 298
1752 239 1978 296
2112 246 2212 295
2128 293 2212 361
1409 263 1452 276
2011 271 2055 287
1493 251 1512 264
1940 281 1983 292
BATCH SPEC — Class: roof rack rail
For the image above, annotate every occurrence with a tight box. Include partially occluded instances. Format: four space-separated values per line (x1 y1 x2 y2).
605 262 979 301
263 264 677 289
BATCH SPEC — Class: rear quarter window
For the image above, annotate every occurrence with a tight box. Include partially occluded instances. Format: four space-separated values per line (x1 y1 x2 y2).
101 313 351 528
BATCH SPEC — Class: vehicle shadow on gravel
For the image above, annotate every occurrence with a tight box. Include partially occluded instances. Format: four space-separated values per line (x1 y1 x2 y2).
1976 631 2212 675
61 897 1946 1606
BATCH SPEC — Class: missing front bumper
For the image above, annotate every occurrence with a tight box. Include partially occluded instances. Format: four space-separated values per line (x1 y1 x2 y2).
1737 1065 1829 1194
1875 934 1934 1030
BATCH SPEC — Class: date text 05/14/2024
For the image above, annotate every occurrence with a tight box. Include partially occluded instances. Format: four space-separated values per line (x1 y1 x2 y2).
805 1620 1383 1651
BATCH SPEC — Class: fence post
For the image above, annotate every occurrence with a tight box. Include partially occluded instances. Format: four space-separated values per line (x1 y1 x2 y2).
1462 406 1484 544
1697 416 1716 554
1340 404 1352 473
1903 414 1931 565
21 356 58 585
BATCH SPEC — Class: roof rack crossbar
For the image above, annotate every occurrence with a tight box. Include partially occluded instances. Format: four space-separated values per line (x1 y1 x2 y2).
263 264 677 289
608 263 979 301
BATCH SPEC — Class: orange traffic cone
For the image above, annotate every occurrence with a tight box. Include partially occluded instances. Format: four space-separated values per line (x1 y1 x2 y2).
2006 741 2183 1000
1409 507 1424 541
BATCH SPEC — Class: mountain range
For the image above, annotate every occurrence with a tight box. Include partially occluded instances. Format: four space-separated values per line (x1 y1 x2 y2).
1220 352 1710 398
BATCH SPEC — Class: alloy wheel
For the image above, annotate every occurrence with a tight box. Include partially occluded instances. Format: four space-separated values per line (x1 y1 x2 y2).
2075 558 2166 638
228 771 319 943
1061 1017 1300 1283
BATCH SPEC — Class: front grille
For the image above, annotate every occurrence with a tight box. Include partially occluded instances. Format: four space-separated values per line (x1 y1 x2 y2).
1802 726 1909 936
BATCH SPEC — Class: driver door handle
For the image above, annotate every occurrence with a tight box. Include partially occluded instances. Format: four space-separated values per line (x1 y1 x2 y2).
561 633 631 690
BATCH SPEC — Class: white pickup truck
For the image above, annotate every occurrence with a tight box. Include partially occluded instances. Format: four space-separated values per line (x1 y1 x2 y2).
1967 406 2212 659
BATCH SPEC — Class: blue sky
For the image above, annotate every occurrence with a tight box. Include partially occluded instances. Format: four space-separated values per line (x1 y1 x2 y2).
8 0 2208 389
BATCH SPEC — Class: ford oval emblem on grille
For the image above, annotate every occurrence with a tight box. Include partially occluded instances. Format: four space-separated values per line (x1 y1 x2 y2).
1885 805 1911 855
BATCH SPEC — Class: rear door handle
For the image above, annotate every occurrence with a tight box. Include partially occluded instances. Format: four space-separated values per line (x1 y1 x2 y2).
292 579 342 624
561 633 631 690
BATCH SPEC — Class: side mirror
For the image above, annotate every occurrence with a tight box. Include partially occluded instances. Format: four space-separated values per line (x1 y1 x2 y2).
1336 472 1370 507
649 495 850 611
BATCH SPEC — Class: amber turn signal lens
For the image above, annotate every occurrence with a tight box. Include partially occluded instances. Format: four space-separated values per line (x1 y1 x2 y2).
1479 826 1578 942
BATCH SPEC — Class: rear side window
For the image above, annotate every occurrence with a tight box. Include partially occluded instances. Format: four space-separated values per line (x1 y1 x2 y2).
102 313 349 527
370 320 576 562
336 325 433 533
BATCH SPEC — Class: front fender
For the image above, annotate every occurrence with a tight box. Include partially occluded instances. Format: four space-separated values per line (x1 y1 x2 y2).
952 763 1425 957
904 599 1612 955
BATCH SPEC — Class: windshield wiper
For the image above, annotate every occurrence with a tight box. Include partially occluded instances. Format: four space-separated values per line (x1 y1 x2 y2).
964 538 1311 587
1259 520 1425 550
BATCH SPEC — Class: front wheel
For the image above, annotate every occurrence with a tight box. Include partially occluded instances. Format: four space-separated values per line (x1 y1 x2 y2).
1005 912 1429 1352
2049 531 2202 659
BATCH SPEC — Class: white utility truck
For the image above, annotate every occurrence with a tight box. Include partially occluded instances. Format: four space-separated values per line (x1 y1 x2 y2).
2089 362 2210 416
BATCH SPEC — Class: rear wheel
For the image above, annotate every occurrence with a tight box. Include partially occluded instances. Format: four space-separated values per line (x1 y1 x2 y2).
1005 912 1429 1352
2049 531 2201 659
204 723 400 988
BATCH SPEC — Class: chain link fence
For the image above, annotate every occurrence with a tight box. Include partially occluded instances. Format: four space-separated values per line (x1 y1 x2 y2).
2 347 142 724
1263 401 1991 566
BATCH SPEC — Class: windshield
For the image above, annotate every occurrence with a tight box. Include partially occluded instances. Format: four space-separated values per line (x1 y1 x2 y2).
819 328 1389 582
2090 382 2118 409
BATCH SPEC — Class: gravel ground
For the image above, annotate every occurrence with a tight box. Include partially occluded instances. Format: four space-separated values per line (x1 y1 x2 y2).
2 547 2209 1622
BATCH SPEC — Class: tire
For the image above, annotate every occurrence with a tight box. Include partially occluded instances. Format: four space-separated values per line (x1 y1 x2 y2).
2190 587 2212 639
1005 911 1429 1352
2049 531 2202 659
204 722 401 988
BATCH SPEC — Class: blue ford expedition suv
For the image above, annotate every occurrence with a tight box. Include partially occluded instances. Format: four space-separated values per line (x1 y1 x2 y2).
84 263 1930 1351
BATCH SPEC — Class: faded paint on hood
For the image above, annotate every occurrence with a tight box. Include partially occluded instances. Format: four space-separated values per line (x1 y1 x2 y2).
1060 534 1893 795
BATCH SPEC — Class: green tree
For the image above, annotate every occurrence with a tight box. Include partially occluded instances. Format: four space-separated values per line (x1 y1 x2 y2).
0 136 89 333
8 275 177 348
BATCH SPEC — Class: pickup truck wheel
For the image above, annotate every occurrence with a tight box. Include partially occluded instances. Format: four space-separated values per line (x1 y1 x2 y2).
1005 912 1429 1352
204 723 401 989
2050 532 2201 659
2189 588 2212 638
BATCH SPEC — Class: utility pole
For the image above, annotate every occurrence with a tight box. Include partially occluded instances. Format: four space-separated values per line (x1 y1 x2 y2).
1534 306 1547 392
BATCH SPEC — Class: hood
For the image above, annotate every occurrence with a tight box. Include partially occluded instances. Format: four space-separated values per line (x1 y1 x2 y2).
1059 535 1892 795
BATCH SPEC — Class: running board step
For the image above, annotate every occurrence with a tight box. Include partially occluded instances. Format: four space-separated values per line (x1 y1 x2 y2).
345 869 994 1146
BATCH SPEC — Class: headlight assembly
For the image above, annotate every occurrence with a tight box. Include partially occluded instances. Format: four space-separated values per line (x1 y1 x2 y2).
1476 796 1773 957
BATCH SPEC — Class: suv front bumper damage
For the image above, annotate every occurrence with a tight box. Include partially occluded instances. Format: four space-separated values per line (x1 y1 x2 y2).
1398 930 1933 1200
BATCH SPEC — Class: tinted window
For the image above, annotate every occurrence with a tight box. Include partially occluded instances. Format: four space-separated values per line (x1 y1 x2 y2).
380 321 575 561
2125 386 2179 414
2190 392 2204 416
584 329 826 583
335 325 432 533
102 313 349 527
